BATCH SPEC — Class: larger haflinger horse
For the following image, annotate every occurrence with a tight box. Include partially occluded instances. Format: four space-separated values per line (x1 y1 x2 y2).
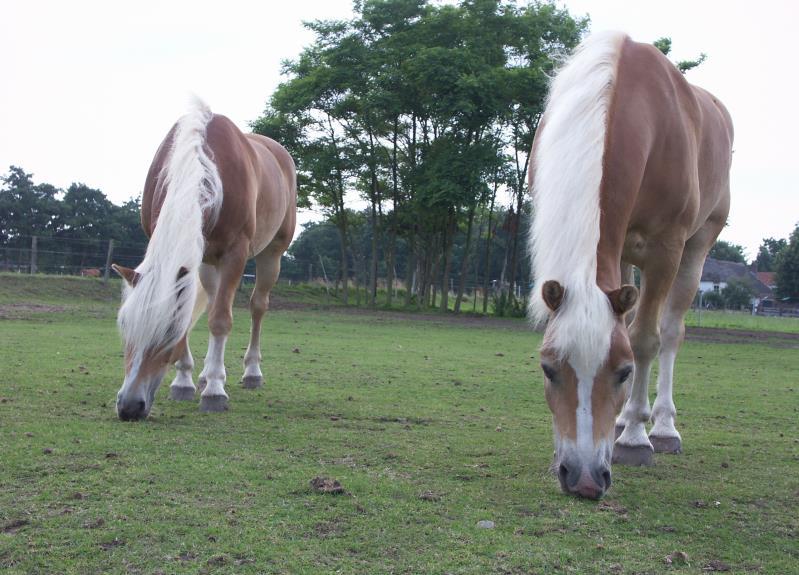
112 98 296 420
529 32 733 498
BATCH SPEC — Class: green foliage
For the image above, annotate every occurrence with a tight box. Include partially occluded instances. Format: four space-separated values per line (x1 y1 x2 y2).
721 278 754 310
492 291 527 317
701 290 725 309
775 223 799 299
0 166 145 247
754 237 787 272
708 240 746 264
652 36 706 74
253 0 585 308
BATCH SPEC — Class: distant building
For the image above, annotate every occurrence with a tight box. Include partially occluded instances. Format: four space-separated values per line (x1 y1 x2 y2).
699 257 772 307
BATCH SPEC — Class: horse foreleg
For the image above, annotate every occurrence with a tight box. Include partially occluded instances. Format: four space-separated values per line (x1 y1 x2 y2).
199 250 247 413
169 335 197 401
242 247 283 389
614 245 681 466
168 278 208 401
196 263 220 393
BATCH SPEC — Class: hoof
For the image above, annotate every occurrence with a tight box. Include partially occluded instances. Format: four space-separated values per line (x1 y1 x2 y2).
241 375 264 389
614 424 625 440
169 386 196 401
199 395 229 413
197 376 207 393
650 435 682 454
612 443 654 466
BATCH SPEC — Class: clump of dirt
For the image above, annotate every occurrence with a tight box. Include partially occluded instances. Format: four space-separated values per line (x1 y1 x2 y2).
83 518 105 529
310 476 345 494
597 500 628 516
1 519 28 534
703 559 732 572
419 491 440 501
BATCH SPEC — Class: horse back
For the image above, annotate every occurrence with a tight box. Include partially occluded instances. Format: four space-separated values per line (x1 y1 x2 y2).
141 114 296 262
600 37 733 264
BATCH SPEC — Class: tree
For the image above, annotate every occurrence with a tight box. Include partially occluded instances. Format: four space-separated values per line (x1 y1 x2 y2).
754 237 787 272
775 224 799 299
708 240 746 264
0 166 61 242
653 37 707 74
721 278 754 310
253 0 585 311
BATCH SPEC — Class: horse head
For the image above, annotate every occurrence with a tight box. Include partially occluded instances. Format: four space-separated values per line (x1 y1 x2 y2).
112 263 195 421
538 280 638 499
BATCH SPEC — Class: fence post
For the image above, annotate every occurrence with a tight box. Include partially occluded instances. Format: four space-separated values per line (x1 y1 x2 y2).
103 239 114 283
30 236 37 274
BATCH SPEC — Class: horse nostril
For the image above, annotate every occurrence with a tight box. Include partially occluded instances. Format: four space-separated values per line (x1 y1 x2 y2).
602 469 612 490
558 463 569 482
118 400 147 421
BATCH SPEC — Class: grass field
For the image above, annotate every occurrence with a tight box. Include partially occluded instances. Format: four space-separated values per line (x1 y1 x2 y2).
1 275 797 574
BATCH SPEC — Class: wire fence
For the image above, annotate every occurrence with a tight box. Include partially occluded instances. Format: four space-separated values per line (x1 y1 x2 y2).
0 236 146 278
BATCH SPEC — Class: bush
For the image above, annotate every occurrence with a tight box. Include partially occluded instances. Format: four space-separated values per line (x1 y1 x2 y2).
493 292 527 318
721 278 754 310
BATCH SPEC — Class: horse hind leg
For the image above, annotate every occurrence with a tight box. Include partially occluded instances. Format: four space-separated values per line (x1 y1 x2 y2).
649 224 721 453
241 246 283 389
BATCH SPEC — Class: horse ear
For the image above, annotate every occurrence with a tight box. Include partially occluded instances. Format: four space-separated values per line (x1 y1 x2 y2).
112 264 140 287
608 284 638 315
542 280 565 312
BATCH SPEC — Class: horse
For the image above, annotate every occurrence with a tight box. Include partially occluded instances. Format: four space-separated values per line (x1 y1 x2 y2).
111 98 296 421
528 32 733 499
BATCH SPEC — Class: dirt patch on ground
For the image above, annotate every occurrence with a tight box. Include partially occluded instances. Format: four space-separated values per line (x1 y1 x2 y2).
685 326 799 348
0 303 67 319
268 303 799 348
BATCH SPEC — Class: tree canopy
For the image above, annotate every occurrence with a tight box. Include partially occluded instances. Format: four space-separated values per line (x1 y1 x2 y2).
253 0 586 310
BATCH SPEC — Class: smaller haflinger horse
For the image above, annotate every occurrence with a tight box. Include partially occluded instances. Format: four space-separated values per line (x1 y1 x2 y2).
529 32 733 498
112 98 296 420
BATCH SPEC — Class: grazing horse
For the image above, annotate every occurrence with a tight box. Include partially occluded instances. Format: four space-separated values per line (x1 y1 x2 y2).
529 32 733 498
112 98 296 420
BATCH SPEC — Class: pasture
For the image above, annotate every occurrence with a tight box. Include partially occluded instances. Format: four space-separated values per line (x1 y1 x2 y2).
1 275 797 574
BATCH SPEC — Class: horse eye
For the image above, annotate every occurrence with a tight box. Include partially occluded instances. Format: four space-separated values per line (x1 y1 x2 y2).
617 366 633 385
541 363 557 382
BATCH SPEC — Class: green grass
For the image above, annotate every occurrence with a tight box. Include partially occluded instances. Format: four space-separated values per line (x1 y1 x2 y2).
684 308 799 333
1 275 798 574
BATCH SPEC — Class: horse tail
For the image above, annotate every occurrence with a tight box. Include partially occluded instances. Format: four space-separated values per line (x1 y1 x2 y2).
117 97 223 353
529 31 627 329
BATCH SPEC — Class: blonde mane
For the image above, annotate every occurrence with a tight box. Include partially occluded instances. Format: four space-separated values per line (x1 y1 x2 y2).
117 97 223 353
529 31 626 372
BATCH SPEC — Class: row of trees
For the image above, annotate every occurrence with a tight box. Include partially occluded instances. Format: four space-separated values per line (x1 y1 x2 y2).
0 166 146 273
253 0 585 310
0 166 145 246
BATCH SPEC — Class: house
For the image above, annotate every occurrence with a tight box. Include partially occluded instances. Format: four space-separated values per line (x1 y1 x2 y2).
699 257 772 307
756 271 777 290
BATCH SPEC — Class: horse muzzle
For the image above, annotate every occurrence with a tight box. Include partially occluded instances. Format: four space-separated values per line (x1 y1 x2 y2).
557 458 612 499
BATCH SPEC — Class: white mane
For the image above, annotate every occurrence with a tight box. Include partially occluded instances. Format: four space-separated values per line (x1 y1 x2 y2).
529 31 626 372
117 97 223 353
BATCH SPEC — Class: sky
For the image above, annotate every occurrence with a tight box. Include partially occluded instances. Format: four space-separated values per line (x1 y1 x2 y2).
1 0 797 259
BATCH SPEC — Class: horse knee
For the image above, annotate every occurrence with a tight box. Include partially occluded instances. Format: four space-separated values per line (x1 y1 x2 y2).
208 312 232 337
630 328 660 361
249 291 270 316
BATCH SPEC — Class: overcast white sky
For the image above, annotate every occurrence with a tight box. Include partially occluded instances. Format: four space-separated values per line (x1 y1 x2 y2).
2 0 797 258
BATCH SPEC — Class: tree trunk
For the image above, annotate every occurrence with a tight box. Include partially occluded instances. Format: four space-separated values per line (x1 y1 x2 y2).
385 118 399 308
482 186 498 314
439 211 456 312
454 203 477 313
